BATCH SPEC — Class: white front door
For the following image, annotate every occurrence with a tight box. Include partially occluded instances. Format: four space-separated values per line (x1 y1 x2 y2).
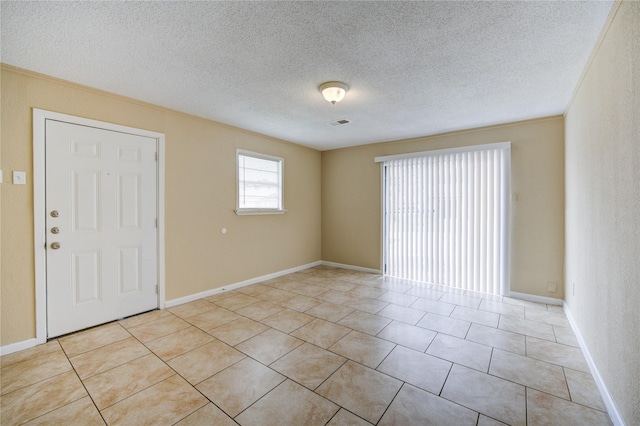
45 119 159 337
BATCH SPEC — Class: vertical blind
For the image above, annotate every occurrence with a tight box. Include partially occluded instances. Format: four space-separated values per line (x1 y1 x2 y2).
377 143 510 295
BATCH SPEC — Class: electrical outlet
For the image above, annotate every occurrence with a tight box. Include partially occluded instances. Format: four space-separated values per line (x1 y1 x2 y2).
547 282 558 293
13 171 27 185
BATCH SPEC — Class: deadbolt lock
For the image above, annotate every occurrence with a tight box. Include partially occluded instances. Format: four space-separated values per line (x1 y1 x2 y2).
50 210 59 217
51 227 60 234
50 242 61 250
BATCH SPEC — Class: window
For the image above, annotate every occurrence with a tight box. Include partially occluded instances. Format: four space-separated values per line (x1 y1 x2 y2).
236 150 285 215
376 142 511 295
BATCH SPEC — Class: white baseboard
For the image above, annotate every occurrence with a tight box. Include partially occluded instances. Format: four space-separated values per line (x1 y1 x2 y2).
2 260 374 355
165 261 322 308
0 338 39 356
320 261 381 274
563 304 624 426
508 291 563 306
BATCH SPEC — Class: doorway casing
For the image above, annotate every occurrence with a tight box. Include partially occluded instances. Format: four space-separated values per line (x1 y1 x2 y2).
32 108 166 344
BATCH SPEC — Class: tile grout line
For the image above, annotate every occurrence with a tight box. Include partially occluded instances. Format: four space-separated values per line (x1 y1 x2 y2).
5 267 604 425
59 337 111 425
118 321 220 424
373 381 406 425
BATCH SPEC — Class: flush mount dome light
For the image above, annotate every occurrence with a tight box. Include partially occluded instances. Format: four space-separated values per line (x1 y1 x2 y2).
319 81 348 104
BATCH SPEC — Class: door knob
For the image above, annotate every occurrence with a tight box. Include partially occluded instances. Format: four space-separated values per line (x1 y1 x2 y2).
50 210 59 217
51 227 60 234
51 242 61 249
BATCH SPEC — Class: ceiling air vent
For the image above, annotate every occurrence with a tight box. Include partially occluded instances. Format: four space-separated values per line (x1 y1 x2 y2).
326 119 351 127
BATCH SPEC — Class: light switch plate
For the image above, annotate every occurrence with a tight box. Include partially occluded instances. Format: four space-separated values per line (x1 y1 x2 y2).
0 170 3 183
13 171 27 185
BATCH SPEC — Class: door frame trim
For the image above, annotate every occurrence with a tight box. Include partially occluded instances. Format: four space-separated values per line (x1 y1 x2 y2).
33 109 166 344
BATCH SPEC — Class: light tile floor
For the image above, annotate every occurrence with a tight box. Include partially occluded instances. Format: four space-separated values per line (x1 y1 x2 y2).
1 266 611 425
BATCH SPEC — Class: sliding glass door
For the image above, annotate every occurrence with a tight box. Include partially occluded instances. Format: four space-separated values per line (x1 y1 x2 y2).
377 143 510 295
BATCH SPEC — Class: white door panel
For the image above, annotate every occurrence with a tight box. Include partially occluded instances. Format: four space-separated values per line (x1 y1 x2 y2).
46 120 158 337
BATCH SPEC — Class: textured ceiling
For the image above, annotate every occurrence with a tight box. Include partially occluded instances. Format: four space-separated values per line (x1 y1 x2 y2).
1 1 613 151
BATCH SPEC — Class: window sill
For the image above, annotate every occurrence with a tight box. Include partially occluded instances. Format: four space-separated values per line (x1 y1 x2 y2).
235 209 287 216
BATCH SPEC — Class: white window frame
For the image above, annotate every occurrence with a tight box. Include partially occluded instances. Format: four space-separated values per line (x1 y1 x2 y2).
236 149 286 215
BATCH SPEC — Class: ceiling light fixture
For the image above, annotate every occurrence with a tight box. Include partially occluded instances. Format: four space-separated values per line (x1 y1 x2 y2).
319 81 348 105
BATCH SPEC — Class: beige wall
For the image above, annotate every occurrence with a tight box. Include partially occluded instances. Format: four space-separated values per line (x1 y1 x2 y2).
564 2 639 424
0 65 322 346
322 117 565 298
